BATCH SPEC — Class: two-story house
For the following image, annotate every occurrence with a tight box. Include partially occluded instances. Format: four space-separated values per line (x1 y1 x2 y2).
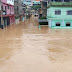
47 0 72 28
0 0 15 28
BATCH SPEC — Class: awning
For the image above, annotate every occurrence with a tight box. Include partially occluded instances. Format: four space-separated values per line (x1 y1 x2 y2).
0 14 15 17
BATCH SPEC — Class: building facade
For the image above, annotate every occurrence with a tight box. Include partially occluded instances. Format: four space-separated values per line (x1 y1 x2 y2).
0 0 15 28
40 0 47 17
14 0 23 17
47 0 72 28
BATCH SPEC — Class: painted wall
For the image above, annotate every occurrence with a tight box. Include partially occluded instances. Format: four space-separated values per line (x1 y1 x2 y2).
2 3 14 15
47 7 72 28
1 0 7 4
49 19 72 28
47 7 72 19
9 15 15 24
7 0 14 5
1 0 15 26
0 4 1 10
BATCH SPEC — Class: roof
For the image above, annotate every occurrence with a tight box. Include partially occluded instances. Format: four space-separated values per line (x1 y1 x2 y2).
47 2 72 7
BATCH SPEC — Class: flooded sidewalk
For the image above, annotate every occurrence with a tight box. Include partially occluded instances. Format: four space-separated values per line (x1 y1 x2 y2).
0 16 72 72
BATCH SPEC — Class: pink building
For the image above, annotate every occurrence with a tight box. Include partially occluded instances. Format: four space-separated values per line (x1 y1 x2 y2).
0 0 15 27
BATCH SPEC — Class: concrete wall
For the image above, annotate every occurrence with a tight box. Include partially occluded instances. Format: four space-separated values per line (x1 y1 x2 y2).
2 3 14 15
1 0 14 15
14 0 23 16
49 19 72 28
47 7 72 28
1 0 7 4
0 0 15 26
47 7 72 19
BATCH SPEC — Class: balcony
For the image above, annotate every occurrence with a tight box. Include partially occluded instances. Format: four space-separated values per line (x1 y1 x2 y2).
47 2 72 7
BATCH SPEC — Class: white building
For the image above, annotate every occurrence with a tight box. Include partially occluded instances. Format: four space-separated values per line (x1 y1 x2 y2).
22 0 33 6
7 0 14 5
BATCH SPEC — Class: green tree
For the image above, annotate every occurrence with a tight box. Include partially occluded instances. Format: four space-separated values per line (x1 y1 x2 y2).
32 6 41 10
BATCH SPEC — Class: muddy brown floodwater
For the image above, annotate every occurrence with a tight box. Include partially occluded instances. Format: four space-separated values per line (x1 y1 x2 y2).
0 16 72 72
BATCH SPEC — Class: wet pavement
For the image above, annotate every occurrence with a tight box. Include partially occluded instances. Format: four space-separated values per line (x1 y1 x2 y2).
0 16 72 72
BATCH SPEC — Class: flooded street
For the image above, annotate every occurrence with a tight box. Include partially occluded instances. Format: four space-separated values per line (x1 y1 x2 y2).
0 16 72 72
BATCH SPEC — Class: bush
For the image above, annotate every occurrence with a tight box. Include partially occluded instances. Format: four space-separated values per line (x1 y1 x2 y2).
32 6 41 10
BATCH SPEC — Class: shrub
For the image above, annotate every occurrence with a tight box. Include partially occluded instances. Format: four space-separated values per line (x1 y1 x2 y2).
32 6 41 10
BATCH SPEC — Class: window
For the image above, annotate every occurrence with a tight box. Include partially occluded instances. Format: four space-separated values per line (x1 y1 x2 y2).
66 22 70 26
1 6 3 11
11 18 13 23
12 7 13 10
15 1 18 5
43 2 47 7
67 10 72 15
17 7 18 10
56 22 61 26
55 10 61 15
5 6 6 10
8 5 9 9
10 7 11 12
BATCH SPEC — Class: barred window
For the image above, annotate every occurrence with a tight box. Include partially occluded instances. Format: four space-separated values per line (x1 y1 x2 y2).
67 10 72 15
55 10 61 15
56 22 61 26
8 5 9 9
66 22 70 26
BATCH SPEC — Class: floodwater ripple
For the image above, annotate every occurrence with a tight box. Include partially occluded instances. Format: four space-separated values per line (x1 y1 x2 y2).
0 16 72 72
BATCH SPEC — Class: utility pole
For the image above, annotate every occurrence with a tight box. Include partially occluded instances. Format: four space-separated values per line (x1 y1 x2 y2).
0 0 4 29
